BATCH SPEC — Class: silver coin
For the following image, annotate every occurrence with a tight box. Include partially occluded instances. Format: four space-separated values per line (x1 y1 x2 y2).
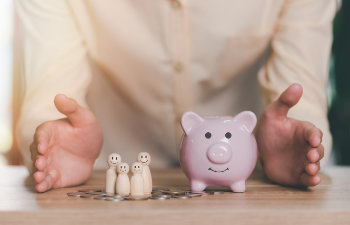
105 197 124 202
125 195 149 201
79 193 95 198
151 197 170 200
112 195 126 199
206 191 225 195
150 194 171 200
152 187 170 192
151 191 165 195
93 196 107 200
162 190 186 195
89 191 107 195
173 195 191 199
186 193 202 197
88 189 103 192
94 193 109 197
67 192 84 197
205 189 231 192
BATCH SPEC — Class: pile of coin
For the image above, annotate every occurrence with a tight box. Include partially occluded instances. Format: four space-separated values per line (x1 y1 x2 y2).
66 187 227 202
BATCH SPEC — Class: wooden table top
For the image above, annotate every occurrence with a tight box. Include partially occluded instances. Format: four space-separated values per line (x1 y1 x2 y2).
0 166 349 225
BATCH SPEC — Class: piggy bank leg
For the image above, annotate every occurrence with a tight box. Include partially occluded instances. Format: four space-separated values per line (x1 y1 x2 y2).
230 180 246 192
190 180 206 192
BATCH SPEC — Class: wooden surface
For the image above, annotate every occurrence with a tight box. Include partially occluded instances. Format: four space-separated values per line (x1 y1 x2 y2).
0 166 350 225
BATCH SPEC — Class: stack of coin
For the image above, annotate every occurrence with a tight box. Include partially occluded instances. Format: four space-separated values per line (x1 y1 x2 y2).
67 187 229 202
67 189 128 201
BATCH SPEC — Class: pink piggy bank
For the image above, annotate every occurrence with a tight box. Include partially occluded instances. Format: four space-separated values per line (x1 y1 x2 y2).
180 111 258 192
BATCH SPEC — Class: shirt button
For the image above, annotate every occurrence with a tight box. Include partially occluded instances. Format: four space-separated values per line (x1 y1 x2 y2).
174 62 183 73
169 0 182 10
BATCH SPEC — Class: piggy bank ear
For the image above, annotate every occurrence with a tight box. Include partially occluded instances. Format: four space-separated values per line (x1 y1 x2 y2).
233 111 257 133
181 111 204 135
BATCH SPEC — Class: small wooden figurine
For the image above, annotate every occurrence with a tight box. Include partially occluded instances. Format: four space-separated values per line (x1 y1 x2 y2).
130 162 144 197
116 162 130 196
137 152 152 195
105 153 121 194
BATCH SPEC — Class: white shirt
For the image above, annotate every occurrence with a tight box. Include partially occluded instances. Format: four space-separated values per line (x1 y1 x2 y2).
14 0 336 169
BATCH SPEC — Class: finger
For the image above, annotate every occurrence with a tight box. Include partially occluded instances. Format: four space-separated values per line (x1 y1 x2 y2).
303 124 323 148
318 145 324 160
266 83 303 119
54 94 95 128
315 161 320 172
35 180 49 193
35 155 47 171
35 170 57 193
306 148 320 163
34 125 52 155
33 171 45 183
300 173 321 187
305 162 320 176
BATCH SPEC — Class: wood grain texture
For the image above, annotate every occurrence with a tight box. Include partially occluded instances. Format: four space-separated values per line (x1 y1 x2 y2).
0 166 349 225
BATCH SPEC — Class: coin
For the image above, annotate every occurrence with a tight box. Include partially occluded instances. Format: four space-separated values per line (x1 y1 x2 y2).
105 197 124 202
112 195 125 199
94 196 107 200
79 193 95 198
88 189 103 192
67 192 84 197
89 191 107 195
206 191 225 195
151 191 165 195
173 195 191 199
150 194 171 200
186 193 202 197
125 195 149 201
162 190 186 196
152 187 170 192
151 197 170 200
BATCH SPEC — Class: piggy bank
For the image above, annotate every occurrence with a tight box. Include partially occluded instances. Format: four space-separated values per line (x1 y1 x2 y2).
179 111 258 192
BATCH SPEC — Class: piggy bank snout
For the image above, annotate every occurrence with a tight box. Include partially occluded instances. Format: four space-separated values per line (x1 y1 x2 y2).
207 143 232 164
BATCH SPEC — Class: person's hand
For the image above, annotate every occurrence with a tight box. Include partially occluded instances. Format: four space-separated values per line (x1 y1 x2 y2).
256 83 324 187
30 94 103 192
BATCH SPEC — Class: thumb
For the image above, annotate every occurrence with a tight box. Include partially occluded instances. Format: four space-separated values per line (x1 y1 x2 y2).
267 83 303 119
54 94 94 127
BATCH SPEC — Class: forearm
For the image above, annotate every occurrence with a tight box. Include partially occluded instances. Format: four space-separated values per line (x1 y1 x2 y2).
14 0 92 171
258 0 336 166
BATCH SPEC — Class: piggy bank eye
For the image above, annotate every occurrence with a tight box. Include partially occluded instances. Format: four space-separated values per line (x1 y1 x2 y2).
225 132 232 139
205 132 211 139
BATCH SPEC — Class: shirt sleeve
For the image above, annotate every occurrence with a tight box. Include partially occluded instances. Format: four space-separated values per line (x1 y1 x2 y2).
14 0 92 172
258 0 336 166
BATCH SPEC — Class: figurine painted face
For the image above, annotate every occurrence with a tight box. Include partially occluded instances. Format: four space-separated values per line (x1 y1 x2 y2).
131 162 143 174
117 162 129 174
107 153 121 167
137 152 151 166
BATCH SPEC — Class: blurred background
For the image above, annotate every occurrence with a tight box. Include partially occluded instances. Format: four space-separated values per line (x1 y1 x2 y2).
0 1 349 166
328 0 350 165
0 0 13 166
